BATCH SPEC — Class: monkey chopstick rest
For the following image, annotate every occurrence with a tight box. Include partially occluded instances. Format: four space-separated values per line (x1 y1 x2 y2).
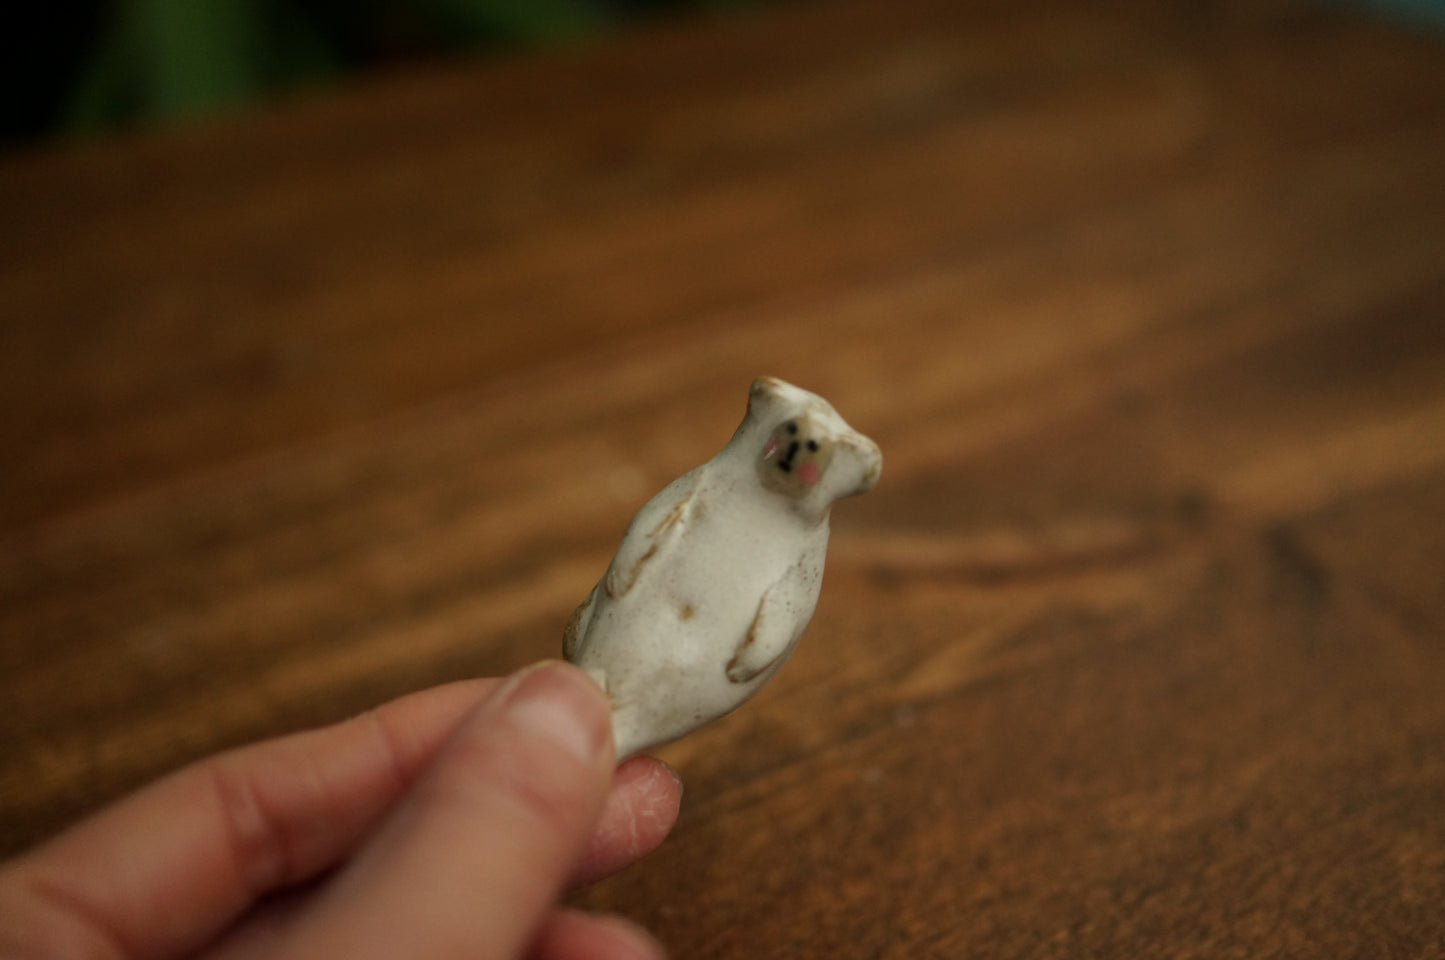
564 377 882 759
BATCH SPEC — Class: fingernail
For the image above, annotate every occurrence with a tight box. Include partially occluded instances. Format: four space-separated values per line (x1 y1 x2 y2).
503 661 609 764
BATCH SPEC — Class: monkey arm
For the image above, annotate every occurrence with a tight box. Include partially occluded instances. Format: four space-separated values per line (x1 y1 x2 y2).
725 554 818 684
601 468 702 600
561 583 598 660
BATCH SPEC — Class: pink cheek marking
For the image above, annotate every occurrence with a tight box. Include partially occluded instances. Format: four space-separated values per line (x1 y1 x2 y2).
799 462 821 486
763 438 779 459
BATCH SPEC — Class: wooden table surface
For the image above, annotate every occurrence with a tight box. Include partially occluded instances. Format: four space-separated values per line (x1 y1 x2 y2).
4 0 1445 955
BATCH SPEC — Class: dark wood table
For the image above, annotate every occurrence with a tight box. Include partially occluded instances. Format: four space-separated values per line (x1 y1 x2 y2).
4 0 1444 955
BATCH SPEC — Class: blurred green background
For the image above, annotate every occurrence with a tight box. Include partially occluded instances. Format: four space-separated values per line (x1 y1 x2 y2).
3 0 762 145
4 0 1442 147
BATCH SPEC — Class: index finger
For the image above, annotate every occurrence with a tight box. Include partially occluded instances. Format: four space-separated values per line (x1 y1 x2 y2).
0 679 498 960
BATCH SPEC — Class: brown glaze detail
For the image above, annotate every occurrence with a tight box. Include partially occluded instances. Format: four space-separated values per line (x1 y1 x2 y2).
562 589 591 659
606 487 694 599
649 488 695 538
750 376 786 400
619 542 659 596
680 602 695 620
726 591 770 684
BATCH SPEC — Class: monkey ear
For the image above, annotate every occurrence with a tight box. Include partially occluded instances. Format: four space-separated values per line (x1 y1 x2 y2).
748 377 786 416
837 440 883 497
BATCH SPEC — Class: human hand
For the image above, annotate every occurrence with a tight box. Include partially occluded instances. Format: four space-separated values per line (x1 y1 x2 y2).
0 661 680 959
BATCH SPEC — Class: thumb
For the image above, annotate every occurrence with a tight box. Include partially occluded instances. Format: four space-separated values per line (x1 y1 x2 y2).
282 661 616 959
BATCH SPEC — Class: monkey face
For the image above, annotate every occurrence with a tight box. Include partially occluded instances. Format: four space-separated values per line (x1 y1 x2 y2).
745 377 881 508
757 416 835 497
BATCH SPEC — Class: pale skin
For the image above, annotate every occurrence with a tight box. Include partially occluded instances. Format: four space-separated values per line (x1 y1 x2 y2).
0 662 681 960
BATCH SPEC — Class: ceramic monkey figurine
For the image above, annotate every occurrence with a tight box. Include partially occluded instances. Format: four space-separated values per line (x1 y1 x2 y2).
564 377 882 759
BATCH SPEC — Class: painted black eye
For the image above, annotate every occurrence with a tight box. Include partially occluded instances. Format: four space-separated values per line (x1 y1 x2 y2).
807 440 819 452
786 421 798 435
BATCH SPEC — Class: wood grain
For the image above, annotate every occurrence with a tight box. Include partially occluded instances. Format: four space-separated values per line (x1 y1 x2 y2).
3 0 1444 955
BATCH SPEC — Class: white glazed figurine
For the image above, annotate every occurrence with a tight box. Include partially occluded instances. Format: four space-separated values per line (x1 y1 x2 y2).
564 377 882 759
